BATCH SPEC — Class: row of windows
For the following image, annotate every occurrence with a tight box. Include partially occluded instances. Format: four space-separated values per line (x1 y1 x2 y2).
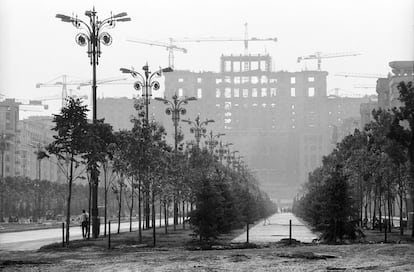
215 87 315 98
176 76 316 84
216 103 297 109
223 60 268 72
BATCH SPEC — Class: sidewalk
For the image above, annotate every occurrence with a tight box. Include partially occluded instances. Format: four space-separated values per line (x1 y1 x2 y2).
232 212 317 243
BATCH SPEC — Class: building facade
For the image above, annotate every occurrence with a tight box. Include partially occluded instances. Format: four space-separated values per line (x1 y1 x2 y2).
97 54 371 200
17 116 62 182
0 99 20 177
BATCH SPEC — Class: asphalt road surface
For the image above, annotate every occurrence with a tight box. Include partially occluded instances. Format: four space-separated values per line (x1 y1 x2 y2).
0 218 173 251
232 212 316 243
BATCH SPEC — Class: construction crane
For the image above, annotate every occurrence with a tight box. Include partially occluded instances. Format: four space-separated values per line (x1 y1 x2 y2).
174 23 277 55
36 75 127 107
128 23 277 69
335 72 387 78
297 52 361 71
126 38 187 69
354 84 376 89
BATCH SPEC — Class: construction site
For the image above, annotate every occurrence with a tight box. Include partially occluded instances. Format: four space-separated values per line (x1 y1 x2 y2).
95 26 374 202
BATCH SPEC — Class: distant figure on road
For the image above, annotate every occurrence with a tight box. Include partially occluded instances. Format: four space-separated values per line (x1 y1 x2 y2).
263 217 271 226
80 210 89 238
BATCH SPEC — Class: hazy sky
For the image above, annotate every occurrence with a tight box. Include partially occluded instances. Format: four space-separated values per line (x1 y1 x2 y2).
1 0 413 116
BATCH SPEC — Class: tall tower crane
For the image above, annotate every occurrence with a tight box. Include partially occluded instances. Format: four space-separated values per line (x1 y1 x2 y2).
297 52 361 71
36 75 127 107
126 38 187 69
127 23 277 69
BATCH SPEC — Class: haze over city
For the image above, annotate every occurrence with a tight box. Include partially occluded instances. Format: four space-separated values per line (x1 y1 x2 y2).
1 0 413 115
1 1 414 270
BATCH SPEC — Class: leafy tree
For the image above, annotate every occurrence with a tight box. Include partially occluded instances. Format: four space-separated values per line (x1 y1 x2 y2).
47 97 88 244
389 81 414 237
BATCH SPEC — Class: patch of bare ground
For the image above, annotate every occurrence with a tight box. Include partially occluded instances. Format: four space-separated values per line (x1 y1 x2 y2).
1 225 413 271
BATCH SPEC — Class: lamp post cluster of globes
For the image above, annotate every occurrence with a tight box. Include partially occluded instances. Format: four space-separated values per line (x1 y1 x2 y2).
56 8 248 238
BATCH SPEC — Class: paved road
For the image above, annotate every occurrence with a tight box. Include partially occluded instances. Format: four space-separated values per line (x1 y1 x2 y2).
0 218 174 251
232 212 317 243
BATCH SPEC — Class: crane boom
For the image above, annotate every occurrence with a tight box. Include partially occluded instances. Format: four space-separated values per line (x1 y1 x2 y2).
335 72 387 78
173 23 277 56
297 51 361 70
127 38 187 68
36 75 128 107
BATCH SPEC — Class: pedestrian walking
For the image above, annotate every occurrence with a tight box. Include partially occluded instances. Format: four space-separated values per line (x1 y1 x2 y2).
80 210 89 238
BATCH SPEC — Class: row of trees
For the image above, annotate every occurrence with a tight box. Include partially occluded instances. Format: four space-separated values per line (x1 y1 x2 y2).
293 82 414 243
47 96 275 245
1 176 127 222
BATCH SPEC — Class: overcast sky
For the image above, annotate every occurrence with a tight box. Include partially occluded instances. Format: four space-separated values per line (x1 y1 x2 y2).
0 0 413 116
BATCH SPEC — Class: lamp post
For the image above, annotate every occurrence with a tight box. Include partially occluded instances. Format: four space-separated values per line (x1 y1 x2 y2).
154 94 196 229
205 131 225 155
236 156 244 173
120 65 173 124
121 64 172 229
230 151 239 170
182 115 214 148
56 8 130 238
216 142 232 164
154 94 196 152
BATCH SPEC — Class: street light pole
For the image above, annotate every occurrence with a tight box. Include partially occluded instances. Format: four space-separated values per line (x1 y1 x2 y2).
155 94 196 229
182 115 214 149
155 94 196 152
121 65 173 229
216 142 232 165
205 130 225 155
57 8 130 238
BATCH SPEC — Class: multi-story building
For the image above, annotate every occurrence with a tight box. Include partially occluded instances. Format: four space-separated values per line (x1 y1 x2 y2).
97 54 370 200
0 99 20 177
17 116 62 182
360 61 413 129
159 54 371 200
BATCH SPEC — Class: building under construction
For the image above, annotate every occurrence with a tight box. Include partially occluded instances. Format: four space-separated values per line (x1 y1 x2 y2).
151 54 370 200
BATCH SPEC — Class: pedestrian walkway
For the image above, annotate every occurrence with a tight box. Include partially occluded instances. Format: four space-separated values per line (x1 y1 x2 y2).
232 212 317 243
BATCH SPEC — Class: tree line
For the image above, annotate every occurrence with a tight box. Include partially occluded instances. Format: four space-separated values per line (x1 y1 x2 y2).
45 96 276 245
293 82 414 243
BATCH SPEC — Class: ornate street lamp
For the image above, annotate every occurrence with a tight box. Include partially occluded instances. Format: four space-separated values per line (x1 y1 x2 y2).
121 65 173 123
229 150 239 170
121 64 172 230
56 8 130 119
205 130 225 155
154 94 196 152
182 115 214 148
154 94 196 229
216 142 232 164
57 8 130 238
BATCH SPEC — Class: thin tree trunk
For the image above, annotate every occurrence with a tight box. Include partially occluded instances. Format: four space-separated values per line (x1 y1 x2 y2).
104 164 107 237
159 198 162 228
399 192 404 236
164 200 168 234
118 183 122 234
379 191 382 232
138 178 142 243
182 200 186 230
373 187 377 230
66 156 74 245
152 188 156 247
129 189 134 232
173 195 177 231
88 176 91 239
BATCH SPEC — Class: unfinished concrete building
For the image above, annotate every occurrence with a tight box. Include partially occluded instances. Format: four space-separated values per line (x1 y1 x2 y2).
96 54 371 200
155 54 369 200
